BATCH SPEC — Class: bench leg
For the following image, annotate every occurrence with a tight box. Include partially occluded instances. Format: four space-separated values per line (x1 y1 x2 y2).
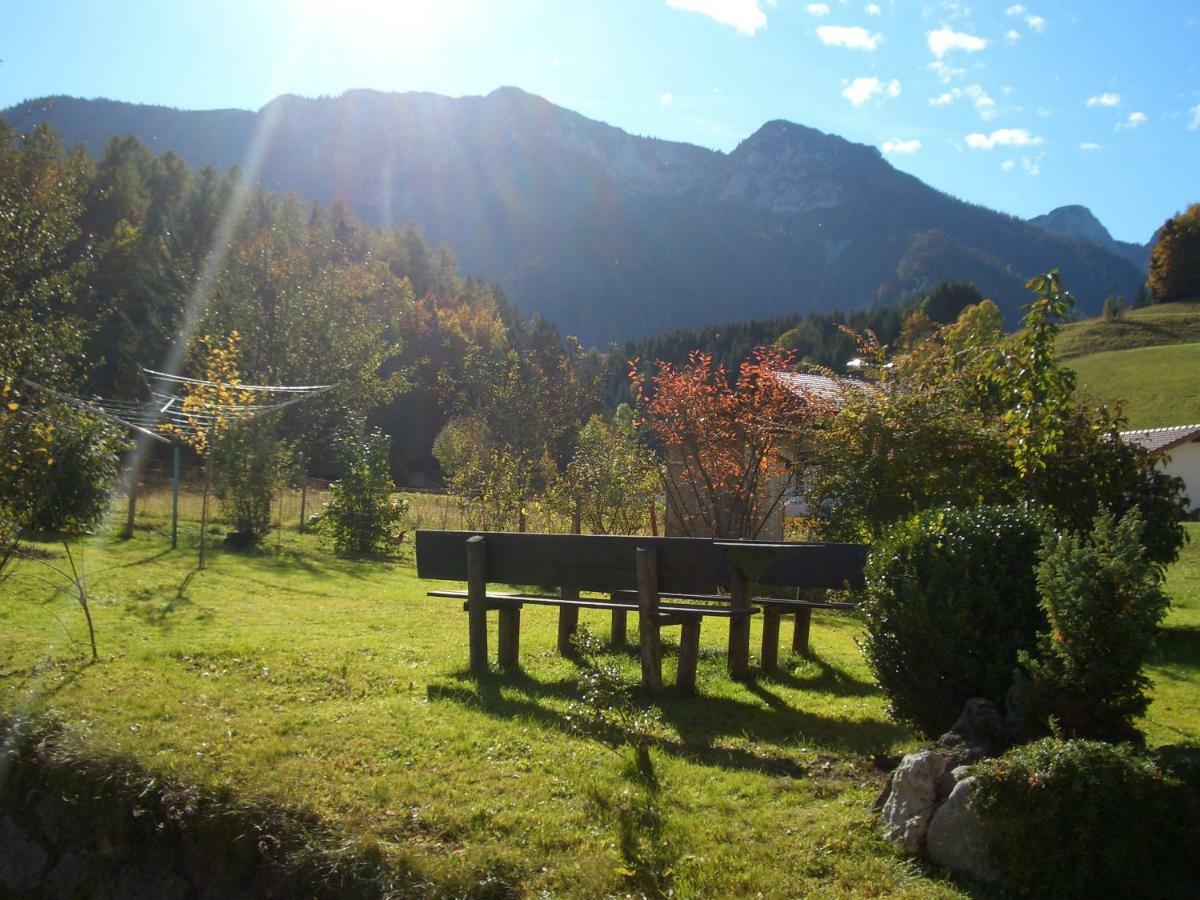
466 536 488 674
557 605 580 656
761 609 781 672
498 608 521 670
637 547 663 696
727 570 751 680
676 618 701 696
610 606 628 649
792 606 813 658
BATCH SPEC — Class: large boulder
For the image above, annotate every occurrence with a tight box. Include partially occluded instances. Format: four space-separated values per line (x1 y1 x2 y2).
881 750 945 854
925 774 1000 883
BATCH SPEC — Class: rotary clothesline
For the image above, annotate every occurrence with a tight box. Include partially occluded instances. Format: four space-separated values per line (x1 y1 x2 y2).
19 371 336 547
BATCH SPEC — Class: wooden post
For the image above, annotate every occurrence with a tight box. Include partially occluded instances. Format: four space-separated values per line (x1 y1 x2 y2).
761 609 781 672
676 617 701 696
636 547 663 695
572 496 582 535
123 473 138 540
609 602 628 649
170 445 180 550
557 587 580 655
298 478 308 534
498 607 521 670
466 535 488 674
198 456 212 570
792 602 814 658
727 569 751 680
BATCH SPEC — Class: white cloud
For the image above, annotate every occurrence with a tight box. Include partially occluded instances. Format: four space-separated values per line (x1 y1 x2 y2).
1001 159 1016 171
660 92 675 106
665 0 769 36
1119 111 1148 129
1021 154 1041 175
927 27 987 58
1005 29 1020 43
928 60 966 82
927 83 996 120
1087 93 1121 107
1079 142 1102 150
806 2 830 16
842 76 899 105
882 138 922 154
1025 14 1046 31
817 25 882 49
1005 4 1025 14
865 3 882 15
1189 104 1200 131
965 128 1043 149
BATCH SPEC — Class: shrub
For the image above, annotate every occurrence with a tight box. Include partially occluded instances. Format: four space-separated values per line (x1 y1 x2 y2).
213 419 292 544
321 429 407 555
861 505 1047 737
0 405 124 534
1013 510 1170 744
972 738 1200 898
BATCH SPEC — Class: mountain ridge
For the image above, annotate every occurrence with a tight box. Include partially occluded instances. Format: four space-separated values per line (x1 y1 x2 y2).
3 88 1147 344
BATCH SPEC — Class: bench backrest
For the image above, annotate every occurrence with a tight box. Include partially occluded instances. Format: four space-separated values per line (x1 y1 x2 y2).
715 541 867 590
415 530 719 594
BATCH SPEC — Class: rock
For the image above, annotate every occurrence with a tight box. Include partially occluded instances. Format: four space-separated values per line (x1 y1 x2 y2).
925 776 1001 883
0 815 50 892
46 850 91 900
881 750 945 854
942 698 1004 756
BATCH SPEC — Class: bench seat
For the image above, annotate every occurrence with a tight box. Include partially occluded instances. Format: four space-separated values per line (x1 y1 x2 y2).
430 589 757 617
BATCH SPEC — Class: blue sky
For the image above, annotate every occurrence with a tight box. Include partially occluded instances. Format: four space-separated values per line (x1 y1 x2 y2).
2 0 1197 242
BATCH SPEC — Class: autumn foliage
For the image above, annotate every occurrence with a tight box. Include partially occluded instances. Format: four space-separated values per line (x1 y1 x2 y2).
631 346 833 538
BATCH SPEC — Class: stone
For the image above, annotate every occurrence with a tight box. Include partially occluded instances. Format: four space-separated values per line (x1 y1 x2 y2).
0 814 50 892
925 776 1001 883
941 698 1004 756
46 851 92 900
881 750 946 854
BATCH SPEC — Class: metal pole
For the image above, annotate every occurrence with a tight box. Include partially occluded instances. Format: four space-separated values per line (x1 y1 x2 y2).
171 445 180 549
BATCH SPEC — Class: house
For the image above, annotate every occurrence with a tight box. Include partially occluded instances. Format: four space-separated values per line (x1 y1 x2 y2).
1120 423 1200 515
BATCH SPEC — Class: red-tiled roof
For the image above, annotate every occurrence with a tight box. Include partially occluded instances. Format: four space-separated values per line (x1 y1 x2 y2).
1120 423 1200 454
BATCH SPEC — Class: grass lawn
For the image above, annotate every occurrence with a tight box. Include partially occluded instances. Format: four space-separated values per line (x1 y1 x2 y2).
2 509 1197 897
1068 341 1200 428
1056 300 1200 360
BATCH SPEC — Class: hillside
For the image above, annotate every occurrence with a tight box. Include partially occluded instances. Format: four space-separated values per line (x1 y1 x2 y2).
3 89 1146 345
1057 301 1200 359
1070 342 1200 429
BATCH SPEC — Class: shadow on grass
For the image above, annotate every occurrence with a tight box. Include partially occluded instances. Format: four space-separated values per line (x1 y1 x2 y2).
1152 626 1200 680
428 660 908 775
123 570 213 628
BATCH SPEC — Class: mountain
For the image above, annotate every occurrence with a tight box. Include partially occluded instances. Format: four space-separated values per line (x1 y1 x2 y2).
1029 204 1150 272
4 89 1147 344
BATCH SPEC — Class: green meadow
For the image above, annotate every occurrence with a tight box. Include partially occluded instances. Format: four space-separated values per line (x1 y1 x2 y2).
2 503 1196 898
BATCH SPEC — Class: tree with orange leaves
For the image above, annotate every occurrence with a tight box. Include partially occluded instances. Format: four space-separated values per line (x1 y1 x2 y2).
159 332 256 569
631 346 833 539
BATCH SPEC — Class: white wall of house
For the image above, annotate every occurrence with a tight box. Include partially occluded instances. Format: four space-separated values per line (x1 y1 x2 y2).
1161 438 1200 513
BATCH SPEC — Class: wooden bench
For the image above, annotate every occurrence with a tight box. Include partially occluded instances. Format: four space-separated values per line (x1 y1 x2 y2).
715 541 867 671
415 530 756 695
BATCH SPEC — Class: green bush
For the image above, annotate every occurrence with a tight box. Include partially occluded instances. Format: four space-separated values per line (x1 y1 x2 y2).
0 405 124 534
973 738 1200 898
214 419 292 544
1014 510 1170 744
861 505 1047 737
321 429 407 556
